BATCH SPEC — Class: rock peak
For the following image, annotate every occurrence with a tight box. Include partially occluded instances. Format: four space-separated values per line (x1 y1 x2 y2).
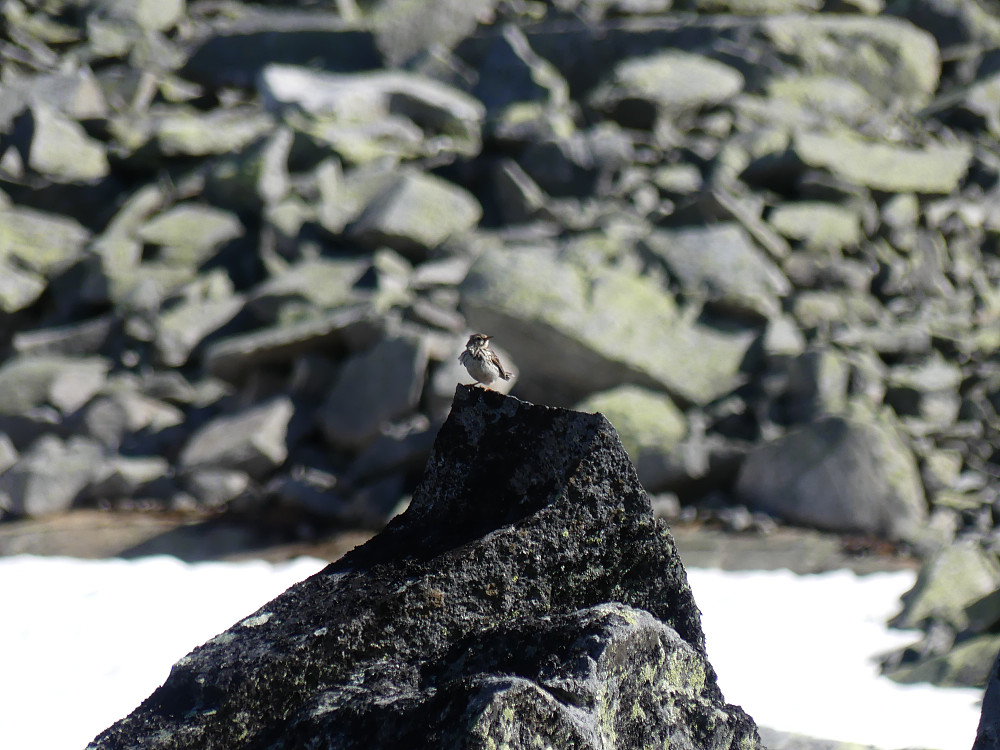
90 385 760 749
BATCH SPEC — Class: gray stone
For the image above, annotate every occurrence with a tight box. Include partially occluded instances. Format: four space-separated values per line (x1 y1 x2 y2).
767 202 862 252
178 397 296 479
891 541 1000 630
791 131 972 194
886 355 964 428
0 260 46 313
0 205 91 276
88 386 760 750
10 103 109 182
204 306 386 381
318 335 429 450
244 258 370 324
642 223 790 319
461 245 757 406
0 435 104 518
371 0 500 66
758 15 940 107
80 386 185 451
12 315 118 358
137 204 245 267
152 106 275 158
181 468 253 510
736 409 927 541
155 293 244 368
259 65 483 162
89 455 172 501
0 68 107 131
0 355 110 416
778 347 851 422
87 0 186 33
589 50 743 126
575 385 687 490
885 632 1000 689
349 170 482 259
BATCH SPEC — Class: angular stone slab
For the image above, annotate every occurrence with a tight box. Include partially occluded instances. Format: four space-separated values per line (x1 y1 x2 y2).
792 131 972 194
88 386 760 749
460 245 756 405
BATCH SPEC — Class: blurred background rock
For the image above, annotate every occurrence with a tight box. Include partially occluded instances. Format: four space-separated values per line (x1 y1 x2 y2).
2 0 1000 692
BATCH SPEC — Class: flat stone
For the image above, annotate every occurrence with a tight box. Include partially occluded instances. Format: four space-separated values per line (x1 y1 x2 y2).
11 103 109 182
204 306 386 381
259 65 483 162
460 245 757 405
736 408 927 541
0 205 91 276
349 170 482 259
0 355 110 416
178 397 296 479
155 293 245 368
0 260 46 313
12 315 118 357
642 223 790 319
318 335 429 450
589 50 743 125
137 204 245 267
792 131 972 194
768 201 862 251
89 455 172 501
244 258 371 324
0 435 104 518
152 106 275 157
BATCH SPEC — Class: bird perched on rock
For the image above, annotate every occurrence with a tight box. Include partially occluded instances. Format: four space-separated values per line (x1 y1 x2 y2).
459 333 511 389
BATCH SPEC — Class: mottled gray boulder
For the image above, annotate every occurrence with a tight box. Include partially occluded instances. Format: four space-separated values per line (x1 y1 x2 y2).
151 107 275 158
10 103 109 182
137 203 245 267
736 409 927 541
178 397 296 480
80 383 185 451
155 290 245 368
0 67 107 131
886 355 963 428
589 50 743 128
460 245 756 405
370 0 499 66
205 127 293 212
204 306 385 381
0 435 104 518
259 65 484 162
348 170 482 259
0 355 110 416
0 205 91 277
642 223 790 319
318 334 429 450
88 455 172 502
790 132 972 194
758 15 940 107
0 261 46 313
767 201 862 252
88 386 760 750
891 541 1000 630
244 258 370 323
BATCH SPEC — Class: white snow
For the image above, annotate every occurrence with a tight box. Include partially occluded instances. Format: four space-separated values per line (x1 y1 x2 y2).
0 555 984 750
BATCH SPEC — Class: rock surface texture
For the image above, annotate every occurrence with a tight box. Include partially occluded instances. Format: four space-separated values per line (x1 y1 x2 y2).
88 386 760 749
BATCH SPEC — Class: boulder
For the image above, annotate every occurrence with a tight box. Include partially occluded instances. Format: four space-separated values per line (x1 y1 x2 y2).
460 245 756 406
348 170 483 260
178 397 296 480
137 204 245 267
642 223 790 319
88 386 760 749
0 435 104 518
0 355 110 416
318 334 429 450
736 409 927 541
0 205 91 277
10 103 109 183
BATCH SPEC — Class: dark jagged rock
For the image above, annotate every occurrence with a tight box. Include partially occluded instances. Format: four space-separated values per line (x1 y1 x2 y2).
88 386 760 749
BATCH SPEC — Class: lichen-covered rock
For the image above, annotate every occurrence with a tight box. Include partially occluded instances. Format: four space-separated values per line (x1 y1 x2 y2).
736 408 927 541
460 245 756 405
88 387 761 750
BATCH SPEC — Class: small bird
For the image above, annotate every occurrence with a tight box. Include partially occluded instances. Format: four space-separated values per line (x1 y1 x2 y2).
459 333 511 389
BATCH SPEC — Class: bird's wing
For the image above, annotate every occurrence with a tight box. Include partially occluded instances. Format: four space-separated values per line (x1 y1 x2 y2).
490 351 511 380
